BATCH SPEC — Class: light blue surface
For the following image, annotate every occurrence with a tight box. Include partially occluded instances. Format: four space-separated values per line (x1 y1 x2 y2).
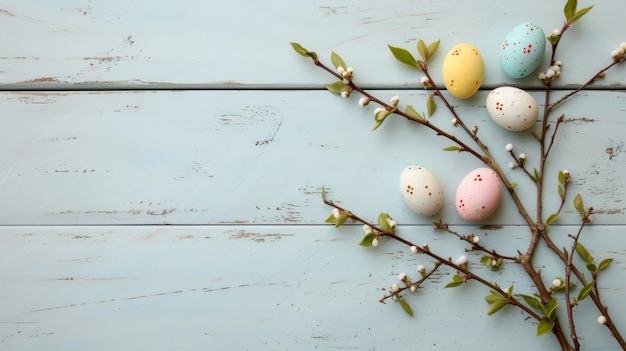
0 1 625 350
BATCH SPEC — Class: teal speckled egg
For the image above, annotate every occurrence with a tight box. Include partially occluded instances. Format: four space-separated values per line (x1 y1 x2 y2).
499 23 546 79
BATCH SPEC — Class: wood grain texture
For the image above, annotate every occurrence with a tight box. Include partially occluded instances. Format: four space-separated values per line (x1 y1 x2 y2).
0 90 623 226
0 0 625 89
0 0 625 350
1 225 625 350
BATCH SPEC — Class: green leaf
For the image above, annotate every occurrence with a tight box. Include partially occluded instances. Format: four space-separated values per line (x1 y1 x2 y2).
405 105 424 121
586 263 597 272
442 146 461 152
335 213 349 227
546 213 559 227
578 280 595 301
484 291 501 304
511 183 517 189
537 319 555 336
374 108 392 122
519 294 541 310
445 281 463 288
427 94 437 117
487 298 509 316
427 39 440 60
532 131 542 142
330 51 347 70
546 298 558 320
398 297 414 317
533 168 541 182
388 45 420 69
378 213 391 232
558 185 564 200
417 39 428 62
359 233 377 247
321 186 327 201
324 81 347 95
558 170 566 186
480 255 492 266
574 194 585 217
324 214 336 224
564 0 577 21
576 242 594 264
598 258 614 272
445 275 464 288
570 5 593 24
290 42 318 60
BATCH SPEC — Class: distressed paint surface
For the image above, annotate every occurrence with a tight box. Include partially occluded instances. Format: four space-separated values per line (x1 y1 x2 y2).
0 1 625 89
0 1 625 350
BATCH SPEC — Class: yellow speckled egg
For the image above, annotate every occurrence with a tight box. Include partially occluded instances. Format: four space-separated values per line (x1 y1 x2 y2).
442 43 484 99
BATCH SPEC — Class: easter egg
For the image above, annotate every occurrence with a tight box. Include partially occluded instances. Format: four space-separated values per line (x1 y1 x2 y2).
442 43 484 99
455 168 501 222
399 165 444 216
500 22 546 79
486 86 538 131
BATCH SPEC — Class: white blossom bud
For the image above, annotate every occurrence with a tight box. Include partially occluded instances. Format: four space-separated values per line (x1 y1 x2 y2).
337 66 345 74
563 169 570 177
420 76 429 85
587 216 594 223
618 47 625 55
472 236 480 244
519 153 526 160
374 107 385 114
545 69 556 78
621 42 626 50
332 208 340 218
551 65 560 73
372 238 379 247
358 97 370 107
416 265 425 274
538 72 546 80
555 60 562 66
410 285 417 292
398 273 407 281
392 283 400 292
509 162 516 169
390 95 400 105
363 224 373 235
552 279 562 288
346 67 354 74
598 315 608 325
387 219 397 229
456 255 468 266
491 259 498 266
552 29 561 36
341 90 349 98
410 245 419 254
611 49 621 59
451 118 459 126
505 143 514 152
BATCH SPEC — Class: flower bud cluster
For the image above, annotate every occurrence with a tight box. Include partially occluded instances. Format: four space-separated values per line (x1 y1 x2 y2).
538 61 562 84
337 66 354 83
611 42 626 61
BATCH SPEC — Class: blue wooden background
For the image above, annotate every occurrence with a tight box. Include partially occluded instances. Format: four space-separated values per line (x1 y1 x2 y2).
1 1 625 350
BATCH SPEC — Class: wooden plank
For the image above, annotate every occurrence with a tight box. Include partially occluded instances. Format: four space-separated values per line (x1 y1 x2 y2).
1 225 624 350
0 1 625 89
0 90 623 226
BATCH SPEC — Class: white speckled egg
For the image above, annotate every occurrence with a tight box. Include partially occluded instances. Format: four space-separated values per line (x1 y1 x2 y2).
399 165 444 216
442 43 484 99
500 22 546 79
455 168 501 222
486 86 538 131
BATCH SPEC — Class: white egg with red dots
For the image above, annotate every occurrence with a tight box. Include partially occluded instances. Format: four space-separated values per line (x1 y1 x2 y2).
486 86 538 131
455 168 502 222
399 165 444 216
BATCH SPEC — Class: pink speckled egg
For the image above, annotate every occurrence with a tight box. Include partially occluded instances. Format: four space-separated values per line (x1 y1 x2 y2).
399 165 444 216
455 168 502 222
